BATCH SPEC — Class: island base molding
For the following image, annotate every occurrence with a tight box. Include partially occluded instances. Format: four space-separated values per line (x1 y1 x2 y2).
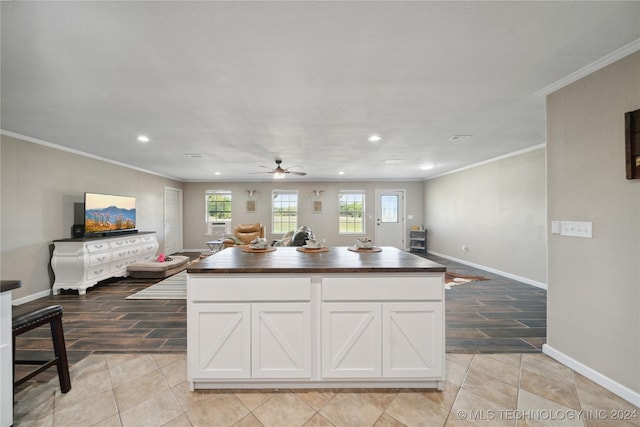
188 380 445 391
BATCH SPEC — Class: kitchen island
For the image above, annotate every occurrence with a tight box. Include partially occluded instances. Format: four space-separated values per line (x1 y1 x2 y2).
186 246 446 390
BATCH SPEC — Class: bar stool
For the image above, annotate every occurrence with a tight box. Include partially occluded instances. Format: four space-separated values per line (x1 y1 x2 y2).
12 304 71 393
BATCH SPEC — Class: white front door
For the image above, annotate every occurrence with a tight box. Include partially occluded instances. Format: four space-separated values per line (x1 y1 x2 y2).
374 189 405 249
163 186 183 255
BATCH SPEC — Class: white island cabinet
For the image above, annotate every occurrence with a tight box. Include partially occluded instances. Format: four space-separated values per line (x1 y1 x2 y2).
1 281 20 427
52 232 158 295
187 247 445 390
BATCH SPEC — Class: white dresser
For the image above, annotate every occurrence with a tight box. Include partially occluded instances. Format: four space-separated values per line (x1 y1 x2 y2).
52 232 158 295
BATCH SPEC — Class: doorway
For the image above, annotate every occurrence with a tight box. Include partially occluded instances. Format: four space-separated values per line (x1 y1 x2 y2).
374 189 405 249
163 186 183 255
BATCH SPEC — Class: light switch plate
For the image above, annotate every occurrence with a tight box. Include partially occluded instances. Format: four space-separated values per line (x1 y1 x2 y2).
560 221 593 238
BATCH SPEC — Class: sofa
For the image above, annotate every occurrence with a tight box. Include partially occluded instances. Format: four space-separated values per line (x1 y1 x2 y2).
272 226 315 247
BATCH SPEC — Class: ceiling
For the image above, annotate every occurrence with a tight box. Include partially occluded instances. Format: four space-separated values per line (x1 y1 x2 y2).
2 2 639 182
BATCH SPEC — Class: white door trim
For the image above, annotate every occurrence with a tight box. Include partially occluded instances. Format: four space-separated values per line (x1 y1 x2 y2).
164 186 183 254
374 189 406 250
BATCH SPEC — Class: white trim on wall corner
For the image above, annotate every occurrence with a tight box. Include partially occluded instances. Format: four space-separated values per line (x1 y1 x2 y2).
543 344 640 407
12 289 51 306
427 250 547 290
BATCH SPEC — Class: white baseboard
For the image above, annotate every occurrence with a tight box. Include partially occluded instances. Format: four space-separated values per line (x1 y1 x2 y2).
182 248 212 253
427 251 547 290
12 289 51 306
543 344 640 407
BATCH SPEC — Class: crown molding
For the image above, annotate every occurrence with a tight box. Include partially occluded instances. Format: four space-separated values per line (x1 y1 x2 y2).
426 143 546 181
535 38 640 96
1 129 181 182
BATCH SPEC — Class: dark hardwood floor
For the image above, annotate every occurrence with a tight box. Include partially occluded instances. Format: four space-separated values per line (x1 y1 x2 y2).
423 254 547 353
13 251 546 386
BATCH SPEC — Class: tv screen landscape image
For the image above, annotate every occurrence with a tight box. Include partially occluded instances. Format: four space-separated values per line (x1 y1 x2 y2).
84 193 136 234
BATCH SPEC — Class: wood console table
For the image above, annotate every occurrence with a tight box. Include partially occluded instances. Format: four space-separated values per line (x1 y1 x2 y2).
186 246 446 390
51 232 158 295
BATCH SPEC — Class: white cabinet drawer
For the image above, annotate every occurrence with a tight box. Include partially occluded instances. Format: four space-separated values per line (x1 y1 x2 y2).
88 252 111 266
85 242 109 253
322 275 443 301
142 243 157 253
189 275 311 302
110 238 140 249
86 266 108 280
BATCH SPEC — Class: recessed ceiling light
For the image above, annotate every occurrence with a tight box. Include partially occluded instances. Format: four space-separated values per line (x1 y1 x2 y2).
448 135 472 141
420 163 435 170
385 159 402 164
338 171 345 175
185 153 203 158
214 171 221 175
137 135 150 143
368 134 382 143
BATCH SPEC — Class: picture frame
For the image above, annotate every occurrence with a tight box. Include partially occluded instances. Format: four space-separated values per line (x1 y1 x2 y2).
246 200 256 213
312 200 322 214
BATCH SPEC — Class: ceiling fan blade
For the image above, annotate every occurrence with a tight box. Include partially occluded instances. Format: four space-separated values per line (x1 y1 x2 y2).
249 171 272 174
288 171 307 176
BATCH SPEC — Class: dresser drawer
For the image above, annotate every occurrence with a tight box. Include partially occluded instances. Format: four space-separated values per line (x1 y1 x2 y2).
110 238 140 249
86 266 109 280
88 252 111 266
85 242 109 253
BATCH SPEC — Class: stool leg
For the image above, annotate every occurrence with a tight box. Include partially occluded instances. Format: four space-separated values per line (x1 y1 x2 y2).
50 317 71 393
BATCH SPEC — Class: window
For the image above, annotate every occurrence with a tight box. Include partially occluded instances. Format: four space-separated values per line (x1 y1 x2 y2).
272 190 298 234
339 191 365 234
206 191 232 223
380 194 399 223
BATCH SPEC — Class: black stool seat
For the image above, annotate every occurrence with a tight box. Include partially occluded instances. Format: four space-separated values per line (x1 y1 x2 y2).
12 304 71 393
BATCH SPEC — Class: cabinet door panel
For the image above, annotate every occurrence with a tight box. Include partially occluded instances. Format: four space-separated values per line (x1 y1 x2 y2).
322 303 381 378
252 303 311 378
190 303 250 379
382 302 443 378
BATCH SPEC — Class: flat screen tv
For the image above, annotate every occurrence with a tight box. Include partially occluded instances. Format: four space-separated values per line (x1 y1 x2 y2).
84 192 137 235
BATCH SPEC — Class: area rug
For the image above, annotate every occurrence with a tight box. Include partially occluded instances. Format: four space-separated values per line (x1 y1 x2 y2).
445 272 490 290
126 271 187 299
125 254 208 300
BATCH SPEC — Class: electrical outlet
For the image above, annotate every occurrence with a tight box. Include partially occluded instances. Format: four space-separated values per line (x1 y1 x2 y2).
560 221 592 238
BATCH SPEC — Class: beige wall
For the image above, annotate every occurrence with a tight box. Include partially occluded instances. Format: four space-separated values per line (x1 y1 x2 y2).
546 51 640 393
183 181 425 250
424 148 547 285
0 134 183 301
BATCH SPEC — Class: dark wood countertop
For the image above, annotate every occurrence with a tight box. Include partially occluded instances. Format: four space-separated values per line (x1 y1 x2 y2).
1 280 21 293
187 246 445 274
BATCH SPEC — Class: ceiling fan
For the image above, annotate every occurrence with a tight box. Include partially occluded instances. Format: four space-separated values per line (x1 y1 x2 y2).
253 159 307 179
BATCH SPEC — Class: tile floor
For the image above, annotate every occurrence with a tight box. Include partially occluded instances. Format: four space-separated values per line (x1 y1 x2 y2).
13 352 640 426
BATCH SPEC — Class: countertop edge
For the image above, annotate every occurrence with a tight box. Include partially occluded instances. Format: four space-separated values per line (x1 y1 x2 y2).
1 280 21 293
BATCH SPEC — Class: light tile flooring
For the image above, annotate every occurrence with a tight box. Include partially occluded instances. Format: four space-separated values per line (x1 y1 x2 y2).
13 352 639 426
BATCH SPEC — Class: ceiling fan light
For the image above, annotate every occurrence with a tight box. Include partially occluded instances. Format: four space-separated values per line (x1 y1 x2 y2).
273 171 286 179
